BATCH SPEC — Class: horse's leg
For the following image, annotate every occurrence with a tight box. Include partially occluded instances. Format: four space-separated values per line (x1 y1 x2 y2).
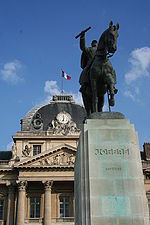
91 79 98 112
109 93 115 106
80 84 91 116
82 93 90 116
98 95 104 112
108 83 115 106
104 73 115 106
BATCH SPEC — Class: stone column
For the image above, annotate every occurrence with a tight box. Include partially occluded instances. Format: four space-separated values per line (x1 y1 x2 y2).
6 184 15 225
43 181 53 225
16 181 27 225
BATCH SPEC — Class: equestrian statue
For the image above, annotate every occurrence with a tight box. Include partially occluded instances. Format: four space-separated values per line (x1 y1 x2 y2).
76 21 119 116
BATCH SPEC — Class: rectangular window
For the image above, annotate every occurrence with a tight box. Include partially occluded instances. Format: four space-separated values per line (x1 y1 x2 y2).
0 200 4 220
33 145 41 156
30 197 40 218
148 199 150 214
59 196 70 218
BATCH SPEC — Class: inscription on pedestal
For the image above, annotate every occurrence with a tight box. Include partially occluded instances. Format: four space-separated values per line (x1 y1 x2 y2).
105 167 121 171
95 148 129 156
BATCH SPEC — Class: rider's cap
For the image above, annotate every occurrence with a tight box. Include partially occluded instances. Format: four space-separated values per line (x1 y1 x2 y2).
91 40 97 46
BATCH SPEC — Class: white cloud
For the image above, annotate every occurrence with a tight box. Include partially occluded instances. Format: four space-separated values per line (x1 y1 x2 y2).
44 80 83 105
125 47 150 84
6 141 13 151
44 80 60 96
124 90 135 101
123 86 140 102
71 92 83 105
124 47 150 102
1 60 24 84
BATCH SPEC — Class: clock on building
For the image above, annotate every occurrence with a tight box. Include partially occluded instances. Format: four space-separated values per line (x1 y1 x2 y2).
56 112 71 124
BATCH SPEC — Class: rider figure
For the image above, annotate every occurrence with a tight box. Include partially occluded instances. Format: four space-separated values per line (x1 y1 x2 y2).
79 32 97 84
79 32 98 115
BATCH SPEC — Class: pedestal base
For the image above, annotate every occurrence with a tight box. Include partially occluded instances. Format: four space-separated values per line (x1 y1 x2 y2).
75 112 149 225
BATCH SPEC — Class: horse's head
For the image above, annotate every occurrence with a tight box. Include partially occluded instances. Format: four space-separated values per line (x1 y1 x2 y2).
98 21 119 55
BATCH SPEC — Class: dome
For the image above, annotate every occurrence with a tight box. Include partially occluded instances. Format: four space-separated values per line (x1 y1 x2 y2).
21 95 86 132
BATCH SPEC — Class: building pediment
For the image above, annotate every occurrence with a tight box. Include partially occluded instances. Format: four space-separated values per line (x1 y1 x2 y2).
14 144 76 168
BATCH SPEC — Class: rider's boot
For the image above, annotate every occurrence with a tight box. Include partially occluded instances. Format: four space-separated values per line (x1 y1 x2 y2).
109 84 115 106
91 79 98 113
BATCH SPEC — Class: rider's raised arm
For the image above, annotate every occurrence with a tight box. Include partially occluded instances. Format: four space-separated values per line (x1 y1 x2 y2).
80 32 86 51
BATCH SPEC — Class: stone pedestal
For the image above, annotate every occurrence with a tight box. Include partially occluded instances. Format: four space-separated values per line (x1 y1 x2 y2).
75 112 149 225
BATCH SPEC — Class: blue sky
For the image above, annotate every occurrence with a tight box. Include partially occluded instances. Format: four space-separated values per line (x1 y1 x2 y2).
0 0 150 150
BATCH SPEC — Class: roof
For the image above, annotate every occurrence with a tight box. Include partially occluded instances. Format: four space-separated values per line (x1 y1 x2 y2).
21 95 86 132
0 151 12 160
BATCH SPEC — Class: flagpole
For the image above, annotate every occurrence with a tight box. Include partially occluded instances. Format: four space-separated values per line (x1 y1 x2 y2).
61 68 63 94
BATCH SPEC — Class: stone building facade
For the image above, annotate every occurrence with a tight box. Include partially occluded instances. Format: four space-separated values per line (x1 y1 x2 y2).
0 95 86 225
0 94 149 225
141 143 150 217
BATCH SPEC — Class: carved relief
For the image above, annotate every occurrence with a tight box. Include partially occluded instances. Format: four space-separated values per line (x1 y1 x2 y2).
12 143 17 159
6 181 16 192
10 144 20 165
22 145 32 157
16 181 27 191
32 113 43 130
39 152 75 166
42 180 53 191
48 112 80 135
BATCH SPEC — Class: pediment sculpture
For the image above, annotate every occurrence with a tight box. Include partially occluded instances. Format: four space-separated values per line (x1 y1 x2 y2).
48 111 80 135
39 152 75 166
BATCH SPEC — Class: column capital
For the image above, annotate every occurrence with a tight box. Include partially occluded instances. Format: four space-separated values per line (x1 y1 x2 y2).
6 181 16 192
42 180 53 191
8 185 15 193
16 180 27 191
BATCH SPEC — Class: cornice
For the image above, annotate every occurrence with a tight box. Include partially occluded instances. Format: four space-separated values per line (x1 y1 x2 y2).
12 133 79 139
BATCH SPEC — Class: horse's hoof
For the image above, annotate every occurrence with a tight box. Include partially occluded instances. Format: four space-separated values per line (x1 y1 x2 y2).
109 98 115 106
114 88 118 94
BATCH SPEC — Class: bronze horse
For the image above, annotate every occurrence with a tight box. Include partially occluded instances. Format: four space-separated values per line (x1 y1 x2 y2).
84 21 119 115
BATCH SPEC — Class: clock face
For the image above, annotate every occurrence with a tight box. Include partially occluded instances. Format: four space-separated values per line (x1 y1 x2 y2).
57 113 69 124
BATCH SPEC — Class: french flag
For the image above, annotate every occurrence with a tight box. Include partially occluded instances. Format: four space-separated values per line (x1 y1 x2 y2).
62 70 71 80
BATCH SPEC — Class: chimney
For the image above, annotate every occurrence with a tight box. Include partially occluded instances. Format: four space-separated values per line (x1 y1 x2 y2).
143 143 150 160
